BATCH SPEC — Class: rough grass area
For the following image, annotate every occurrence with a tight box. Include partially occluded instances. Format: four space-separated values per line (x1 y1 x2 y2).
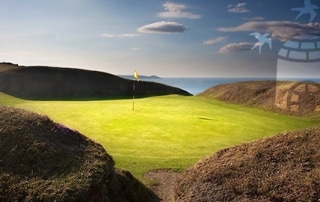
0 106 157 201
175 127 320 201
0 106 114 201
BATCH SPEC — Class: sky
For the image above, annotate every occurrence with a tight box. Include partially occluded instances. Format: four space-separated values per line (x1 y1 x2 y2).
0 0 320 77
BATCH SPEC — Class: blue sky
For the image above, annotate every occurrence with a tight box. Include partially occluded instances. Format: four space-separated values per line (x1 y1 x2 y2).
0 0 320 77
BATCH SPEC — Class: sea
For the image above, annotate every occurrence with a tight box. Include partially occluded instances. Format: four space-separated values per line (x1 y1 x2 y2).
140 77 320 95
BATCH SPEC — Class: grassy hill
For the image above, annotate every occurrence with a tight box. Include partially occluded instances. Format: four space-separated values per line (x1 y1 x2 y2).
198 80 320 116
0 65 191 100
174 127 320 201
0 106 157 201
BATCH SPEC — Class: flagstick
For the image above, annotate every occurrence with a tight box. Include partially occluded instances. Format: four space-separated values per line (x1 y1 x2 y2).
132 70 139 111
132 81 135 111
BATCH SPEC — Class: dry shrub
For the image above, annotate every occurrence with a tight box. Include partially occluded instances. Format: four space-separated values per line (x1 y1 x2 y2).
175 128 320 202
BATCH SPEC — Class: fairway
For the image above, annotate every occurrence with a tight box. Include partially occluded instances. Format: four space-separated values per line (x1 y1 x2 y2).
1 93 319 179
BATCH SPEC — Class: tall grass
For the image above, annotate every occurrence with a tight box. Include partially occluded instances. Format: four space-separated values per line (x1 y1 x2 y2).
1 93 319 179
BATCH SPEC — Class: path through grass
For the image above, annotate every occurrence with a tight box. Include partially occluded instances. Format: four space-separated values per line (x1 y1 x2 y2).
1 93 319 179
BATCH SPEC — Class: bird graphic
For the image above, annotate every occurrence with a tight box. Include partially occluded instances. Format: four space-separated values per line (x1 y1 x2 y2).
291 0 319 23
249 32 272 55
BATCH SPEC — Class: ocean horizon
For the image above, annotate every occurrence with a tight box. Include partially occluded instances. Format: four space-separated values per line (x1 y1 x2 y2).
140 77 320 95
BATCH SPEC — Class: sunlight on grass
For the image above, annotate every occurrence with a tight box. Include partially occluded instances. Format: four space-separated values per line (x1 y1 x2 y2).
1 93 319 179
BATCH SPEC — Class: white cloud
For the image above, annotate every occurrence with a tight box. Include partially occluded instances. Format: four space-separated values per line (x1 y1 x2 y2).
157 2 201 19
218 42 254 54
218 21 320 41
137 21 188 34
163 1 187 11
227 3 250 13
101 33 139 38
203 37 227 45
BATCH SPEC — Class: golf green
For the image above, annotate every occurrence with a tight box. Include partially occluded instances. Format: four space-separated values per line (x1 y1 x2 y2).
1 93 319 179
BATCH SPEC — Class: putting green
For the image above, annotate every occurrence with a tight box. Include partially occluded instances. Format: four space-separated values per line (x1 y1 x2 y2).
1 93 319 179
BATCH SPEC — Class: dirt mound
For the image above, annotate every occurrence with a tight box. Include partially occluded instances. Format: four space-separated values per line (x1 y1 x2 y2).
0 66 191 100
0 106 157 201
198 80 320 116
144 169 181 202
174 128 320 201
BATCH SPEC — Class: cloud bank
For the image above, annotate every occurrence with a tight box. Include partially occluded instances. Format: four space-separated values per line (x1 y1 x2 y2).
218 21 320 41
219 42 254 54
137 21 188 34
157 2 201 19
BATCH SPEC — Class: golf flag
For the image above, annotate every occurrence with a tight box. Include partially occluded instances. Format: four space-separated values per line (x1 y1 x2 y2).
134 70 139 81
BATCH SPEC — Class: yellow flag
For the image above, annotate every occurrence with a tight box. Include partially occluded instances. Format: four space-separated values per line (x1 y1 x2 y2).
134 70 139 81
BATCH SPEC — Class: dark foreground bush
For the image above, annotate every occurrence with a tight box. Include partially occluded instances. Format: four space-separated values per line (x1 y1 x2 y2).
175 128 320 201
0 106 158 201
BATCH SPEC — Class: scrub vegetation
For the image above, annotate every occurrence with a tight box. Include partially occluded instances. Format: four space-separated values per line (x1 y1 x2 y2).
175 127 320 201
0 105 157 201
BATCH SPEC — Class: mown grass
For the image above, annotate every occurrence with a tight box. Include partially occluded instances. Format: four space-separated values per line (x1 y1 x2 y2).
1 92 319 180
